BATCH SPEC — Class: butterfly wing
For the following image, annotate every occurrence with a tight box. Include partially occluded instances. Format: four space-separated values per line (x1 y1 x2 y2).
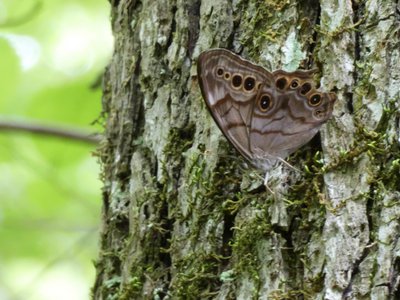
197 49 274 161
197 49 336 172
249 70 336 168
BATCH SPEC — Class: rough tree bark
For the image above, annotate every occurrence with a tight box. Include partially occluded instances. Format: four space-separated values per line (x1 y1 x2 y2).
92 0 400 299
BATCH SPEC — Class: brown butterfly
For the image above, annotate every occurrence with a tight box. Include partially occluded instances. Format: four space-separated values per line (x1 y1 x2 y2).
197 49 336 185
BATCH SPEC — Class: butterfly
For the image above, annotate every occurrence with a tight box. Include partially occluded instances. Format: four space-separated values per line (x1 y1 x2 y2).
197 48 336 186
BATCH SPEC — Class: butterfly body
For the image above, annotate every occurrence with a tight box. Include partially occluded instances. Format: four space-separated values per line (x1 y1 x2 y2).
197 49 336 172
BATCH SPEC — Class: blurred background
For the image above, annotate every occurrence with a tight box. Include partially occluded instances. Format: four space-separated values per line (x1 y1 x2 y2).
0 0 112 299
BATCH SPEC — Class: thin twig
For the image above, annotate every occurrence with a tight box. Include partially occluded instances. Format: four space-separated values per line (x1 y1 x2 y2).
0 118 101 144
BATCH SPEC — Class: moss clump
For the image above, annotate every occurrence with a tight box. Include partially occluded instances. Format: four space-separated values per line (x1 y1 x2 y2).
230 205 272 286
171 252 223 299
118 276 143 300
236 0 291 57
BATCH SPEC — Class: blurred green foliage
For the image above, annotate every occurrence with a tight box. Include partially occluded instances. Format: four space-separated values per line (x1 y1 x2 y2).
0 0 112 299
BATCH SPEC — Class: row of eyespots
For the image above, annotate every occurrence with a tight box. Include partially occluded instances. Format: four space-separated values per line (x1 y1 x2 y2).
216 67 257 92
275 77 322 107
256 92 325 115
215 67 323 111
215 66 272 112
275 77 311 94
256 92 323 113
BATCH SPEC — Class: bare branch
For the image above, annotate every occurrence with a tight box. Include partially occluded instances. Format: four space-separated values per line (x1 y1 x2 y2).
0 118 101 144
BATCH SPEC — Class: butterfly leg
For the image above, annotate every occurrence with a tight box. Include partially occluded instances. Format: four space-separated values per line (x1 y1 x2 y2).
264 172 275 194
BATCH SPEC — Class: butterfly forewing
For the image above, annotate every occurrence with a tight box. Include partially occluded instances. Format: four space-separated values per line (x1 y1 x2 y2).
197 49 274 160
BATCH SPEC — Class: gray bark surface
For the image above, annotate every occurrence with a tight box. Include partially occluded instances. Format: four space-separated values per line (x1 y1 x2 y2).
93 1 400 299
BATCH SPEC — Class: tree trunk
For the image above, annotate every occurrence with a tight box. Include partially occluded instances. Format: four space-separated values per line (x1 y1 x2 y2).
92 0 400 299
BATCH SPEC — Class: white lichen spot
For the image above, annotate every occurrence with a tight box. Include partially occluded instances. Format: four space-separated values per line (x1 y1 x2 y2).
366 100 383 128
157 35 167 47
282 31 305 72
139 15 158 47
220 270 235 282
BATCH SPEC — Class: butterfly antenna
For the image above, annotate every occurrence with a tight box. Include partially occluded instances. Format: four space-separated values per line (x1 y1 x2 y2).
276 157 301 173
